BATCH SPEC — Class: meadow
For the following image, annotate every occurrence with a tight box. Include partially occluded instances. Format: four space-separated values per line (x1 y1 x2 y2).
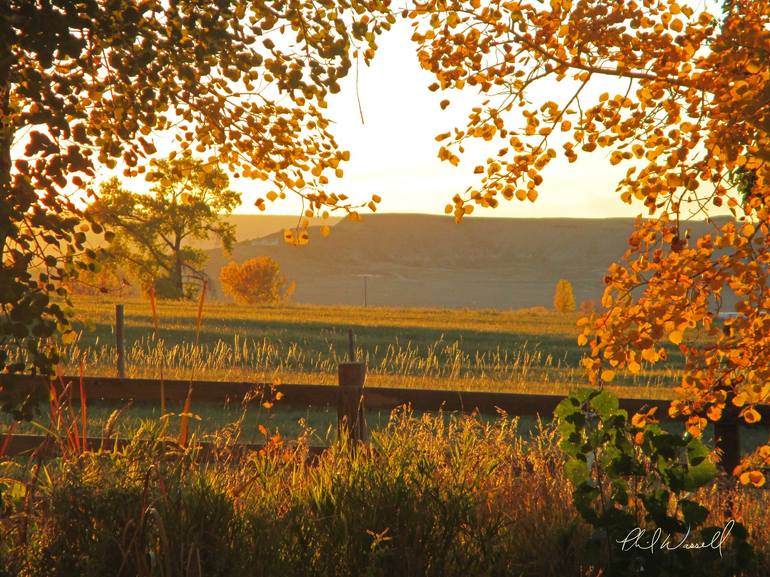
64 295 682 395
21 295 682 442
3 300 768 577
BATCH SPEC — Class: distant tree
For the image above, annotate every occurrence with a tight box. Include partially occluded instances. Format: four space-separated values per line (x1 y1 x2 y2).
87 155 240 299
553 280 576 313
220 257 294 305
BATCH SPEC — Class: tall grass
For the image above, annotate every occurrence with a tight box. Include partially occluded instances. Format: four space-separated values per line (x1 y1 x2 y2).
55 334 676 397
0 412 587 577
1 410 768 577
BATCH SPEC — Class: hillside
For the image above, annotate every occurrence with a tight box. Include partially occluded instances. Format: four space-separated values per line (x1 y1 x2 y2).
204 213 725 309
188 214 341 250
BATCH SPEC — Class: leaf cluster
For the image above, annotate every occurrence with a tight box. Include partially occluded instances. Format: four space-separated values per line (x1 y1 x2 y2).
556 388 751 576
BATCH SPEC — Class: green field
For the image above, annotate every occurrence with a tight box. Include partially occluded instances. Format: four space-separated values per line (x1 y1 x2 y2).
16 295 685 443
65 295 681 395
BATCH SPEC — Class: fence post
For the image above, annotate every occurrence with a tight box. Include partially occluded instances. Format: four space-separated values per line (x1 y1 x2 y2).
115 304 125 379
348 328 355 362
338 362 365 443
714 405 740 475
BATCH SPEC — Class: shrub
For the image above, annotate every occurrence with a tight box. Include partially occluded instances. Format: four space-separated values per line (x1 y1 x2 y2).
579 299 596 315
556 389 753 576
220 257 295 305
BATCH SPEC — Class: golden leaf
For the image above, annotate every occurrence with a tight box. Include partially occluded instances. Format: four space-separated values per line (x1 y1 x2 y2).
601 369 615 382
743 407 761 424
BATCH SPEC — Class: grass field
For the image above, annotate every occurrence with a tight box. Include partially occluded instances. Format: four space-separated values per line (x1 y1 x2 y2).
5 302 769 577
14 295 687 444
64 295 682 396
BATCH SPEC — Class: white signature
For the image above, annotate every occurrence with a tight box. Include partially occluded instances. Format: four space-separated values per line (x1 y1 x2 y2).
616 520 734 558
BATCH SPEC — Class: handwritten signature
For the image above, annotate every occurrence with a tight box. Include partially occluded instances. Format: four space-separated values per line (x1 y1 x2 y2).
616 520 735 558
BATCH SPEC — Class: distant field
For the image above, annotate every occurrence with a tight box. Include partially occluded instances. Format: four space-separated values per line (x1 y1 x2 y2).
64 295 682 397
0 295 688 444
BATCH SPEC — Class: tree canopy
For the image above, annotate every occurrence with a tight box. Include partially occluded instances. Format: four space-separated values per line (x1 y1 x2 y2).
410 0 770 481
553 279 576 313
88 156 240 299
0 0 394 415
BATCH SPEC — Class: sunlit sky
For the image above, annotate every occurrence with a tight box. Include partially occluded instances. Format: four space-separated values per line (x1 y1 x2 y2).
88 2 722 220
235 19 641 219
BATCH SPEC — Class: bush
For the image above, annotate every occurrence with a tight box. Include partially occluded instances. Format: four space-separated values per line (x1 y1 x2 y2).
220 257 294 305
556 389 753 576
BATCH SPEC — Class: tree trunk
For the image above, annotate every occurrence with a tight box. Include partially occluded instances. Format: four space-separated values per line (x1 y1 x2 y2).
0 36 13 259
172 238 184 299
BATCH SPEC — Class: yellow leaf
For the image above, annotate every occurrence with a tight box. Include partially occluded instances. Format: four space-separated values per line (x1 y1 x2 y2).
739 471 752 485
733 392 748 407
749 471 766 487
669 330 683 345
743 407 761 424
601 369 615 382
741 470 766 487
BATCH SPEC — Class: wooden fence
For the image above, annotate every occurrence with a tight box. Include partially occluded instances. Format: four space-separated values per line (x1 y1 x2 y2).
3 366 766 472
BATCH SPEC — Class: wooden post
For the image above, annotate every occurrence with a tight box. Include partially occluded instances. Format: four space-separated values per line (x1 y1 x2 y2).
115 304 125 379
338 362 365 443
348 328 355 362
714 404 740 475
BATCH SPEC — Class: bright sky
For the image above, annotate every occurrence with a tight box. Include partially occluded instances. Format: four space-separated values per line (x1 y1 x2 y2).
231 18 641 219
84 1 721 220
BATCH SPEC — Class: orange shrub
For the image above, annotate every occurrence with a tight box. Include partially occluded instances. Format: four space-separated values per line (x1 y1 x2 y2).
220 257 294 304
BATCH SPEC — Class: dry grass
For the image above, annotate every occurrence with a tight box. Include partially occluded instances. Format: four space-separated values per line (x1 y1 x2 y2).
1 409 768 577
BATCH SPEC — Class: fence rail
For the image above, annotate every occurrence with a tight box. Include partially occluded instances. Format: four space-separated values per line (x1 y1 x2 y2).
4 370 766 471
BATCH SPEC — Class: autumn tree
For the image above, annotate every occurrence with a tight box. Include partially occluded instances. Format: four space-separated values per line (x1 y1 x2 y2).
1 0 393 416
220 257 295 305
553 279 576 313
410 1 770 481
87 156 240 299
